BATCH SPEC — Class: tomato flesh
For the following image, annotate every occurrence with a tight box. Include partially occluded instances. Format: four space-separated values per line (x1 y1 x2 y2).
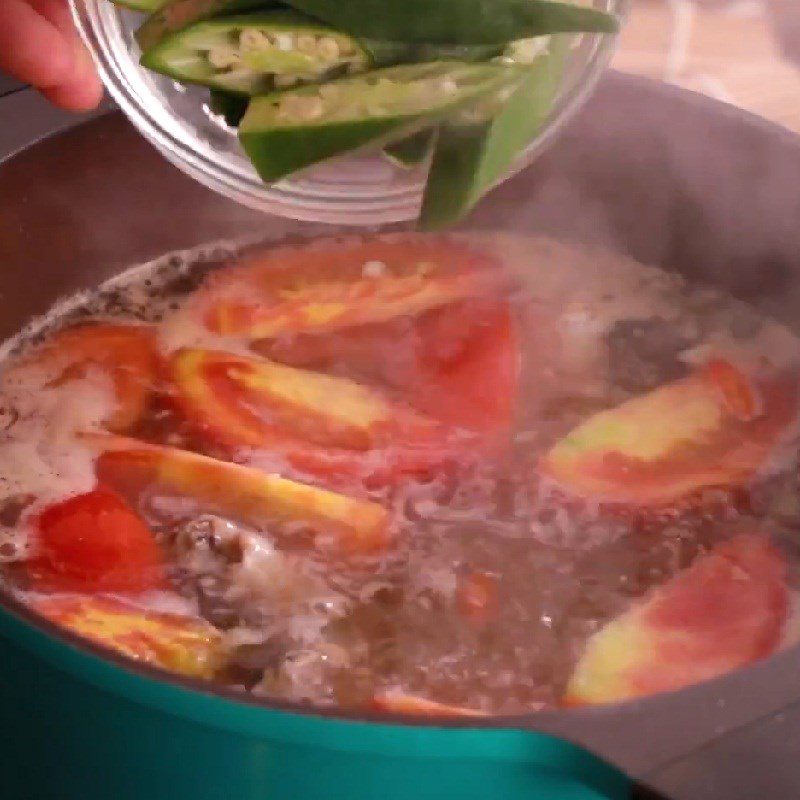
170 347 469 484
33 595 222 679
541 363 799 505
88 434 389 553
28 489 164 593
565 534 789 705
198 234 504 338
13 324 159 432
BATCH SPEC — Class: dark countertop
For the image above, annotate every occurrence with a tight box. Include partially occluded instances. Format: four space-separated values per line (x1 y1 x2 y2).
0 82 109 162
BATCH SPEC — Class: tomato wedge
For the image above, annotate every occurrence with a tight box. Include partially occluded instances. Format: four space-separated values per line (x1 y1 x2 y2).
564 534 789 706
540 360 799 505
33 596 222 679
258 299 520 437
372 692 487 717
197 235 504 339
27 489 164 593
9 323 160 432
170 348 467 483
86 434 389 553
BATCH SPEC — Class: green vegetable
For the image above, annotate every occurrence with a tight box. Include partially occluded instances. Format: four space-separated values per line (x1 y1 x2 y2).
141 12 370 95
278 0 618 44
209 90 249 126
363 41 504 65
419 37 566 229
383 129 435 168
136 0 274 53
110 0 168 13
239 61 522 182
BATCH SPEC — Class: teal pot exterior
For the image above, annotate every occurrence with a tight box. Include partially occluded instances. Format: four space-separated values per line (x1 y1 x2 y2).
0 604 628 799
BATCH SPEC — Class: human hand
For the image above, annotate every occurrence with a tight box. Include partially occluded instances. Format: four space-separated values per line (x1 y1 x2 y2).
0 0 104 111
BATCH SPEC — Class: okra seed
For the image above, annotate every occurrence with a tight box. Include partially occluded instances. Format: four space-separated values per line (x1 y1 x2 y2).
240 28 270 51
275 33 294 52
318 37 340 60
296 35 317 54
440 78 458 95
208 47 242 69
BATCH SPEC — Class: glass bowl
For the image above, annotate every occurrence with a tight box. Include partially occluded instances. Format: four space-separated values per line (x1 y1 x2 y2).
70 0 628 225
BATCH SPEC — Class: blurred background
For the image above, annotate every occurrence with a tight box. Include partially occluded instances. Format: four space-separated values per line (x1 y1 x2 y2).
615 0 800 131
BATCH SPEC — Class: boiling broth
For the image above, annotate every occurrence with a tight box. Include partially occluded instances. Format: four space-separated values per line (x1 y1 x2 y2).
1 232 798 714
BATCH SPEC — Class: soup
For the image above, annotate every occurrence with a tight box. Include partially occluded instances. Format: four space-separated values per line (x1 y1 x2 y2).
1 232 798 715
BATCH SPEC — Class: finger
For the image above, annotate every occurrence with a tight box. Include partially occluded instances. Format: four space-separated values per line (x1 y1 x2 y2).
0 0 75 88
28 0 75 32
31 0 105 110
42 40 104 110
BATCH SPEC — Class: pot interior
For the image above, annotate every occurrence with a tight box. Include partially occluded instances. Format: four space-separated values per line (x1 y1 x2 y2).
2 71 800 784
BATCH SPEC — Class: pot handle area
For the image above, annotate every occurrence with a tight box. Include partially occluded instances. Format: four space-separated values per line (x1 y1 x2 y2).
521 644 800 791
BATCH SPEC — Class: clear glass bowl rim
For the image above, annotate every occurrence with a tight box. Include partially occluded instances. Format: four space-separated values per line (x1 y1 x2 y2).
69 0 631 225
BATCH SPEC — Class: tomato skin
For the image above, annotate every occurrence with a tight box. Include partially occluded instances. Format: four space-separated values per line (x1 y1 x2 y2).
28 489 164 593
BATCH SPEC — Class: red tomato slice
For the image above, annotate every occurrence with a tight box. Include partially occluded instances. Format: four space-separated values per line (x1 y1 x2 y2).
541 363 799 505
33 596 222 679
11 323 159 432
259 300 520 439
169 348 469 484
565 534 789 705
27 489 164 593
197 234 505 338
87 433 389 553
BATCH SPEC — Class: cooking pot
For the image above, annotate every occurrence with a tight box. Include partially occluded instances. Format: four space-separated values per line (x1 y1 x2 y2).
2 72 800 800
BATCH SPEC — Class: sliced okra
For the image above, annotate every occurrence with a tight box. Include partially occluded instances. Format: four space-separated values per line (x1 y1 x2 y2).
238 61 522 182
136 0 275 53
419 37 566 229
383 129 436 168
280 0 618 44
141 12 371 95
